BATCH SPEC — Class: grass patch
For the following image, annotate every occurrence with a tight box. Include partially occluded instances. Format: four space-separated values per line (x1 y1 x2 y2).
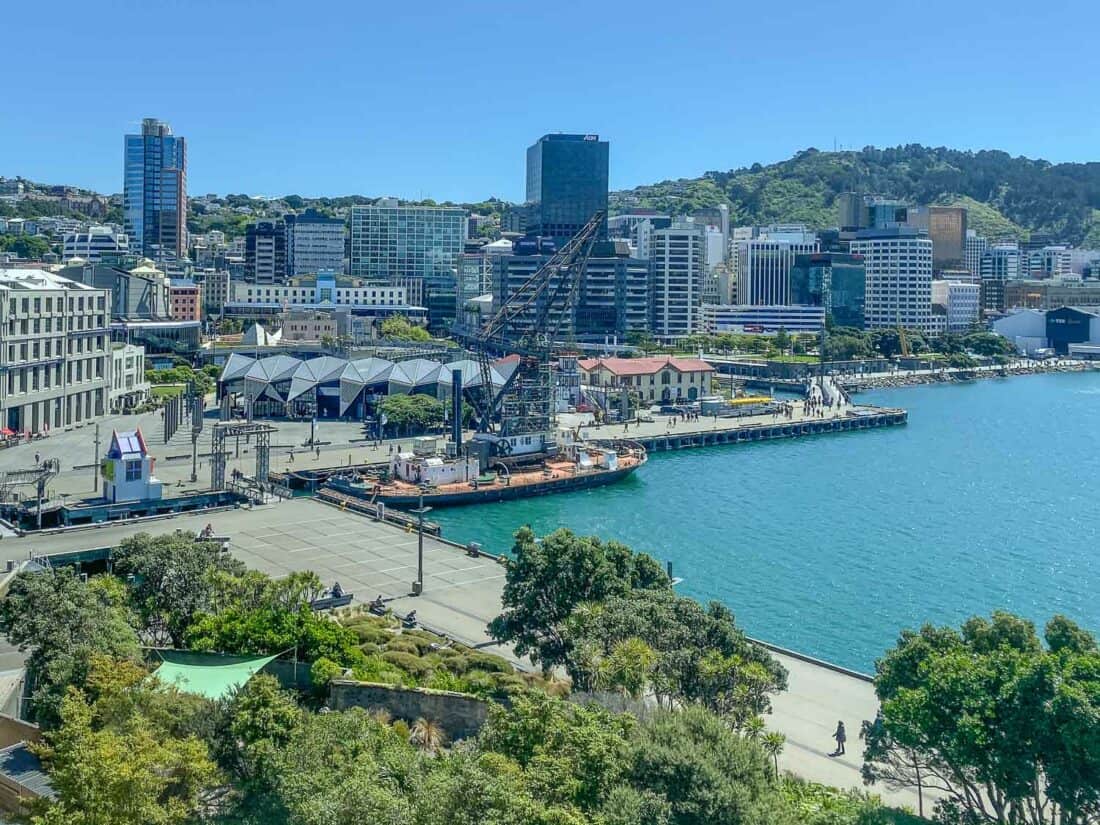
150 384 186 399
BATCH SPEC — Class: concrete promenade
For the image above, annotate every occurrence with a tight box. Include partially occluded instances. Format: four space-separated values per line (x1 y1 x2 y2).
0 498 920 809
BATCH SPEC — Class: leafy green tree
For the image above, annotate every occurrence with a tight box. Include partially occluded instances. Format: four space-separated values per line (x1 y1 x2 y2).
378 393 444 434
774 328 791 354
624 707 793 825
823 333 873 362
488 527 671 672
563 589 786 724
761 731 786 780
478 692 635 812
863 611 1100 824
223 674 302 790
0 570 140 727
964 331 1015 357
0 233 51 259
380 315 431 342
113 531 245 646
30 660 219 825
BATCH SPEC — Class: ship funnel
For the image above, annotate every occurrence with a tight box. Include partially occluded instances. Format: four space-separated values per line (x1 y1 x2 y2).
451 368 463 447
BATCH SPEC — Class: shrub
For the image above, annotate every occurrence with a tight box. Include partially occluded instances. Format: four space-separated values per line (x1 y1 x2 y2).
383 638 421 655
347 624 393 646
310 657 344 690
358 642 380 656
460 670 496 696
380 651 434 681
466 652 513 674
352 655 410 686
440 655 469 674
425 669 466 693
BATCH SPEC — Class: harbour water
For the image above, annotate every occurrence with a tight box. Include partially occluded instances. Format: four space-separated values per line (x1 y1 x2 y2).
432 371 1100 672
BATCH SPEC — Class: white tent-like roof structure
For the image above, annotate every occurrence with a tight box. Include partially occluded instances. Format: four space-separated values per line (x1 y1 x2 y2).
218 354 507 417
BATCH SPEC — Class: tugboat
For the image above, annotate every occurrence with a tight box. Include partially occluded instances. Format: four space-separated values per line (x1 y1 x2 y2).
325 433 646 508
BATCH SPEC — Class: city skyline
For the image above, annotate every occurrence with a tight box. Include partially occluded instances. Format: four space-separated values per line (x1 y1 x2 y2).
3 0 1099 201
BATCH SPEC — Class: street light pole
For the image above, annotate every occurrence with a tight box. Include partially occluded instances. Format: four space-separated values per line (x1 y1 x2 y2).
411 485 432 596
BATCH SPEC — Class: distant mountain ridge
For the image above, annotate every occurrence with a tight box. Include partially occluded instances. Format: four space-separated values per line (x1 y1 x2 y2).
609 145 1100 247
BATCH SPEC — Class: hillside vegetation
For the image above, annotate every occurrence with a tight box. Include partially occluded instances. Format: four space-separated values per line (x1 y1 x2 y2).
610 145 1100 245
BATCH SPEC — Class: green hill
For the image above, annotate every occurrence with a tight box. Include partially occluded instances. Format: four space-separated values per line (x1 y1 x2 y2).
610 145 1100 245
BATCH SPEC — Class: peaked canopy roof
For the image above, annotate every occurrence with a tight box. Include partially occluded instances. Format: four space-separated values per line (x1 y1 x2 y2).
152 652 279 701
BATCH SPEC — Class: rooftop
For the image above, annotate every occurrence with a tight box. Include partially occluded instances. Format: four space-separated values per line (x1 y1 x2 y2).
0 268 96 291
577 356 715 376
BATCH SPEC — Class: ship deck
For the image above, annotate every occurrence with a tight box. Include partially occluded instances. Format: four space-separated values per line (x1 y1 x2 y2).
372 452 646 498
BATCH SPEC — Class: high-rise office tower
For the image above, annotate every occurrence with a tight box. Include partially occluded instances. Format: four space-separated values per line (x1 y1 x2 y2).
245 220 288 284
849 228 933 333
525 134 609 240
650 221 706 340
123 118 187 259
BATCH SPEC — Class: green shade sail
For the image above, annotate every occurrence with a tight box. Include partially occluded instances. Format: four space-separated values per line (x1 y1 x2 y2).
151 653 279 700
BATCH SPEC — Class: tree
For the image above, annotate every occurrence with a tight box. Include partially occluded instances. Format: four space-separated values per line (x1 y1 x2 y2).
113 531 245 646
624 707 793 825
380 315 431 342
761 731 786 780
0 233 51 259
823 333 873 362
0 570 140 727
378 393 444 435
863 611 1100 824
563 589 787 724
774 328 791 354
224 674 302 789
488 527 671 672
30 661 219 825
964 331 1015 357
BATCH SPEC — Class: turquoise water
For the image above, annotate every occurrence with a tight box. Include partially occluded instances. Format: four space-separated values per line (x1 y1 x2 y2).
431 372 1100 672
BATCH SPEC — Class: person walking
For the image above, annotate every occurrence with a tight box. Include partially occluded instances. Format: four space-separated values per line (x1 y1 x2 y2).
832 721 847 756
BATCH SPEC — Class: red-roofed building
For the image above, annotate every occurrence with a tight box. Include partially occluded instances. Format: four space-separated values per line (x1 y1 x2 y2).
577 356 715 404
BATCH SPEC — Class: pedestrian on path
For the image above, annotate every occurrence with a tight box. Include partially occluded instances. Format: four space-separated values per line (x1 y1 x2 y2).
831 720 847 756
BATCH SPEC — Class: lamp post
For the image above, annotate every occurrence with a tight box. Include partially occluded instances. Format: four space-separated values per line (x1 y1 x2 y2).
411 484 432 596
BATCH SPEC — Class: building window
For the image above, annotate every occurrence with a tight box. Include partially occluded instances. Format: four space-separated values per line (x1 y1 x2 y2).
125 460 142 482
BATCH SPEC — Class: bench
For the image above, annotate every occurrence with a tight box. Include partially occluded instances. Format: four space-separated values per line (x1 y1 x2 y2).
310 593 353 611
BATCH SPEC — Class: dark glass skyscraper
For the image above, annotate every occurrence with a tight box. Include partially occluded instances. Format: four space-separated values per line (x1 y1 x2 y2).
790 252 867 329
525 133 609 241
123 118 187 259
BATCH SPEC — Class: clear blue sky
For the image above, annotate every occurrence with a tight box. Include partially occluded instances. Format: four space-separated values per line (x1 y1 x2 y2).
4 0 1098 202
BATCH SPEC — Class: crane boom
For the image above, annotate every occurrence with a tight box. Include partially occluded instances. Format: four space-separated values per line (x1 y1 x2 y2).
471 212 605 436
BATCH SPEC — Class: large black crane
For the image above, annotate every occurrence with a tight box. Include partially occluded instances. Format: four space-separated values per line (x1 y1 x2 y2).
470 211 605 445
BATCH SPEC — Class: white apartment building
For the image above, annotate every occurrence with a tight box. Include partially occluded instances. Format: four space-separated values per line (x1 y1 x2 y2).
1022 246 1073 279
849 232 934 333
649 221 706 341
62 226 130 262
108 342 150 412
0 269 111 433
231 276 408 308
964 230 987 277
931 280 980 333
732 226 818 305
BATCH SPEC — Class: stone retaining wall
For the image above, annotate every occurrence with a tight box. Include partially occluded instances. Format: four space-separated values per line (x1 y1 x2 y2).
329 680 489 742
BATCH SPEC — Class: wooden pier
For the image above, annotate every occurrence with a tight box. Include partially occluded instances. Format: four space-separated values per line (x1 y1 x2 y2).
628 407 907 452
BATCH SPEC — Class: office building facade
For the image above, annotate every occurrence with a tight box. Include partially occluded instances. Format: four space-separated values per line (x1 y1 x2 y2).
927 206 968 270
168 279 202 321
964 230 988 277
245 220 288 285
650 221 706 340
932 280 980 332
701 304 826 334
525 133 609 240
348 201 465 329
733 227 818 306
286 209 345 276
62 227 130 262
790 252 867 329
123 118 187 259
492 245 648 342
980 244 1021 281
0 269 112 432
849 229 934 332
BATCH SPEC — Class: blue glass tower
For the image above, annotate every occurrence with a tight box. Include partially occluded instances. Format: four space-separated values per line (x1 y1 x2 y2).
123 118 187 259
525 134 608 241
